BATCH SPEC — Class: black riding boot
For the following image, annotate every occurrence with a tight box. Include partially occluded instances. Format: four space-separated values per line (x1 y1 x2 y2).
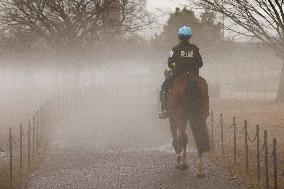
159 90 168 119
159 71 174 119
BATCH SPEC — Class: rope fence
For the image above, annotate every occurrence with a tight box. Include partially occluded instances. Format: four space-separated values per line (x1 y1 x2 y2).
208 111 282 189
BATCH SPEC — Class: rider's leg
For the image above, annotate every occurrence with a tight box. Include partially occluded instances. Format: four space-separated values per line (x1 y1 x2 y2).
159 78 170 119
160 88 167 112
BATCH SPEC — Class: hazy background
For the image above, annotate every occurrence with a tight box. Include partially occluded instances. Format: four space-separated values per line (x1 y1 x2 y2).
0 0 282 133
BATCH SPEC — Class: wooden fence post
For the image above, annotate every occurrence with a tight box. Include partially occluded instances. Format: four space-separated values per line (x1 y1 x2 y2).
19 123 23 176
47 102 49 125
220 113 224 158
210 111 214 150
273 138 277 189
244 120 249 174
256 125 260 183
233 117 237 165
9 127 13 188
36 111 40 148
264 130 269 189
28 120 31 169
40 106 43 139
32 116 35 160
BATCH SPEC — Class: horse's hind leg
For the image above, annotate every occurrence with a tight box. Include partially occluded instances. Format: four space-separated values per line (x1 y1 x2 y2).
169 118 181 168
189 116 209 177
173 110 188 170
177 124 188 170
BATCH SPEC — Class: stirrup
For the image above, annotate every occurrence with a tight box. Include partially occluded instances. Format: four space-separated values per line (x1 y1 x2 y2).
159 111 168 119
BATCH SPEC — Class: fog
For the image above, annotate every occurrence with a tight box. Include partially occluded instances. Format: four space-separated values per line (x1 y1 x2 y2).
0 38 281 189
0 0 283 188
0 43 281 129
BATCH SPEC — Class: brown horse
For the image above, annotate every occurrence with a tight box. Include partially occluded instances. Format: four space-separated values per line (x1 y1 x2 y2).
167 72 210 175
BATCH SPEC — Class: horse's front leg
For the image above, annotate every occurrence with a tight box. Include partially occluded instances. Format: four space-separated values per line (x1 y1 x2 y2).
172 115 188 170
188 109 210 176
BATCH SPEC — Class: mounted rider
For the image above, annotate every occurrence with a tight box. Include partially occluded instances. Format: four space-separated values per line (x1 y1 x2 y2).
159 26 206 119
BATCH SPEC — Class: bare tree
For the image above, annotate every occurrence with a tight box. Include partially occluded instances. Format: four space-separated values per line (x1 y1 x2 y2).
194 0 284 101
0 0 151 49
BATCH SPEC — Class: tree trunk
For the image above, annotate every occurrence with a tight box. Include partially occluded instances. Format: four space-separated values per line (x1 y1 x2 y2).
276 62 284 102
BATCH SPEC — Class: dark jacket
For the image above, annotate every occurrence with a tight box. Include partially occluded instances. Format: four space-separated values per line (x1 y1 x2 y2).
168 41 203 76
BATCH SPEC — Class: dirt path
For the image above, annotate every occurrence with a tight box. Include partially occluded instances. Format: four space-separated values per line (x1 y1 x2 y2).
23 93 245 189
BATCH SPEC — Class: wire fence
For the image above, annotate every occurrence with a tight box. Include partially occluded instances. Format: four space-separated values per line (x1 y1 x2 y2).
208 111 282 189
0 87 84 189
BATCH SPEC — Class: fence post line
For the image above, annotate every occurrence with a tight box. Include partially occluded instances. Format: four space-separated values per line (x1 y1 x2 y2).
210 111 214 150
220 113 224 158
233 117 237 165
9 127 13 188
28 120 31 169
19 123 23 176
264 130 269 189
273 138 277 189
256 125 260 183
244 120 249 175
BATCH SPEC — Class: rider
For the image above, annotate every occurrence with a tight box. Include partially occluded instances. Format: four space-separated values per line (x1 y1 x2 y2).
159 26 204 119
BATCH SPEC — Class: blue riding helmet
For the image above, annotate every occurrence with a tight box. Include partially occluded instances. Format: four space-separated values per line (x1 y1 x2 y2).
178 26 192 40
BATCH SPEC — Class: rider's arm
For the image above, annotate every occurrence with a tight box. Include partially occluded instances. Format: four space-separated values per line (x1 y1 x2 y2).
168 49 177 69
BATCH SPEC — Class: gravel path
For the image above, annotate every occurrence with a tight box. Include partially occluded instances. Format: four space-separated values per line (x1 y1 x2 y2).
23 93 245 189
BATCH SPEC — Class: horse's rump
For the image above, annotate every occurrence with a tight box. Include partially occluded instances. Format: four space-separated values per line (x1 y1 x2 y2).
168 74 211 156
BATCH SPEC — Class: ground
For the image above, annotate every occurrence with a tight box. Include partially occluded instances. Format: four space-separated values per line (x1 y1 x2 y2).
22 92 243 189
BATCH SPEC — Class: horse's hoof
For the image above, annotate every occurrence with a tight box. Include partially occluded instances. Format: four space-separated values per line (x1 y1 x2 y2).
180 163 189 170
175 163 188 170
196 173 205 178
175 164 181 170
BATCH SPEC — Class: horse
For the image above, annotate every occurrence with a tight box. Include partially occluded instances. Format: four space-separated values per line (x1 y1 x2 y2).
167 72 210 176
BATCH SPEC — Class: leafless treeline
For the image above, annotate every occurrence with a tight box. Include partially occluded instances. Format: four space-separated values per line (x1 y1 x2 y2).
0 0 151 50
193 0 284 101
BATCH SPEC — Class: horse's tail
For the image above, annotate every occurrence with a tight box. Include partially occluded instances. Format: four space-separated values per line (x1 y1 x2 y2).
186 78 201 117
186 77 211 156
186 77 209 119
